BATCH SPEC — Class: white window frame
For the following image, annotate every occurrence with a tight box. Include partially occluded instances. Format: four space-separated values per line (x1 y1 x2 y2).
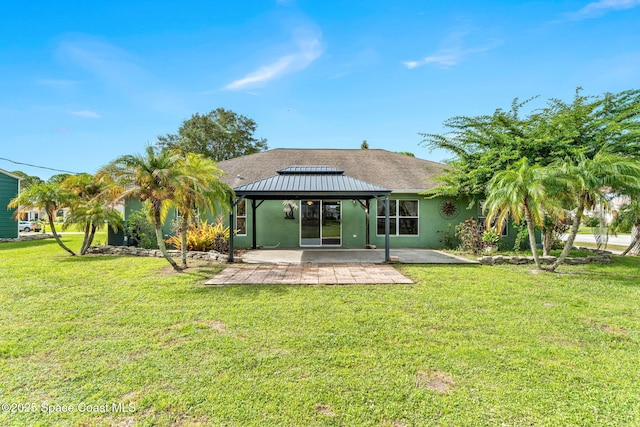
376 199 419 236
235 199 247 236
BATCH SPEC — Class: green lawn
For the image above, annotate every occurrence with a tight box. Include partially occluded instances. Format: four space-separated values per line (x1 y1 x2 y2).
1 236 639 426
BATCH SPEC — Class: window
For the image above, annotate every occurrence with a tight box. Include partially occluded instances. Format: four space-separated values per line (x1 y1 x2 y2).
236 199 247 235
376 200 419 236
478 200 507 236
175 207 199 221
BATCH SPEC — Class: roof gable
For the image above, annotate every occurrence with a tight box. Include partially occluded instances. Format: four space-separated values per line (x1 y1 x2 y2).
0 168 22 180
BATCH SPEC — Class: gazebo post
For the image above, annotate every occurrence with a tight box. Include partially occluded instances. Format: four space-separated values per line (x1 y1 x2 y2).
251 199 257 249
384 194 390 262
228 195 235 263
365 199 370 248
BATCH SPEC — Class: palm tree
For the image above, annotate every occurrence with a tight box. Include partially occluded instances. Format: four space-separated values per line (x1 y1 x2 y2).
612 198 640 256
8 183 76 255
61 173 124 255
98 146 184 270
172 152 233 268
549 154 640 271
484 158 557 269
63 198 124 255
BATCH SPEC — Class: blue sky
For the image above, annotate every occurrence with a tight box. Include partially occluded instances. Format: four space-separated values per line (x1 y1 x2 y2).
2 0 639 179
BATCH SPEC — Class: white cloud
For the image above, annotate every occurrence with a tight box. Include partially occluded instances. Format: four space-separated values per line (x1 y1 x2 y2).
404 32 502 69
70 110 101 119
223 28 323 91
566 0 640 20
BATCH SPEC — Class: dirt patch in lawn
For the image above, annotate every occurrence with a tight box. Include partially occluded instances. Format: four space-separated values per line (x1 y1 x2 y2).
194 319 226 333
314 404 335 416
596 323 629 337
415 370 456 394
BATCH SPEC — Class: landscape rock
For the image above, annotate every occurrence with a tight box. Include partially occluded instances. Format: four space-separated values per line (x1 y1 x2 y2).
478 256 495 265
479 248 611 267
86 245 225 262
0 233 54 243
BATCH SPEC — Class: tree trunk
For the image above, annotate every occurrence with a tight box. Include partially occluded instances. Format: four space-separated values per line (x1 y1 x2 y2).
152 212 180 271
549 201 585 272
543 228 553 257
524 204 542 270
180 215 189 269
621 224 640 256
80 223 91 255
49 219 76 256
81 224 98 255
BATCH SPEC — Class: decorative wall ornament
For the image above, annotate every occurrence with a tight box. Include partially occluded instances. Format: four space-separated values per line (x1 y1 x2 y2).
282 200 299 219
439 199 459 219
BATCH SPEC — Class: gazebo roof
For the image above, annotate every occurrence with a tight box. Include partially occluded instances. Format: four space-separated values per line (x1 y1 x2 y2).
233 165 390 200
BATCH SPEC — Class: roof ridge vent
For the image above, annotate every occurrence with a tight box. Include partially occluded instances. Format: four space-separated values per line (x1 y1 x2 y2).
277 165 344 175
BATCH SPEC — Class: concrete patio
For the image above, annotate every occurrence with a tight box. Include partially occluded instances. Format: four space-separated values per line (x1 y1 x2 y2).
204 249 476 285
239 248 477 264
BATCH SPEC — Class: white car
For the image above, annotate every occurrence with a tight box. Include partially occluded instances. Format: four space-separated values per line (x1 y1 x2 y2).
19 221 41 232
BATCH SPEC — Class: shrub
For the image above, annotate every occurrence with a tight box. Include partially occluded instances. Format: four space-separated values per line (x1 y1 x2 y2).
125 209 157 249
455 218 483 254
482 229 501 247
512 220 529 253
438 223 458 249
166 217 230 253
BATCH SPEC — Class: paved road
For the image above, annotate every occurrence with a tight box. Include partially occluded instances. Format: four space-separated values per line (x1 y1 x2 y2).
568 233 632 246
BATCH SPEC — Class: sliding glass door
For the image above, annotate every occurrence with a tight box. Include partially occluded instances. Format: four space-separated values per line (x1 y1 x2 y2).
300 200 341 246
300 200 321 246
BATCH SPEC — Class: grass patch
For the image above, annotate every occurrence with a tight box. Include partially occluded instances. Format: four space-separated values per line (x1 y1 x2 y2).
1 236 640 425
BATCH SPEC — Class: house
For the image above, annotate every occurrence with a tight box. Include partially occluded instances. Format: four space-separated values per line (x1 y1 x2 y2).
0 169 20 239
115 149 516 254
217 149 514 255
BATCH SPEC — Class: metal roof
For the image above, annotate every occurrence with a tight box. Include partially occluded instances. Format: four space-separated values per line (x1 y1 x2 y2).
277 165 344 174
234 165 390 199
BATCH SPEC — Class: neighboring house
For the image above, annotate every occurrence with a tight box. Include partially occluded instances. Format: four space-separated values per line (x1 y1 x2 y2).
19 207 44 222
115 148 517 251
0 169 20 238
583 194 631 225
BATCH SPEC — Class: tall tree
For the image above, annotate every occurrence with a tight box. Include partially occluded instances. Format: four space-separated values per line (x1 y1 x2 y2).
548 153 640 271
422 89 640 202
47 173 72 185
98 147 185 270
421 97 545 202
484 158 557 269
156 108 268 161
172 152 233 268
8 183 76 255
61 173 123 255
10 171 44 190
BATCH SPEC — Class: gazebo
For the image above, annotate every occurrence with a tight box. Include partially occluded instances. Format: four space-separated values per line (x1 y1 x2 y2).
228 165 392 262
